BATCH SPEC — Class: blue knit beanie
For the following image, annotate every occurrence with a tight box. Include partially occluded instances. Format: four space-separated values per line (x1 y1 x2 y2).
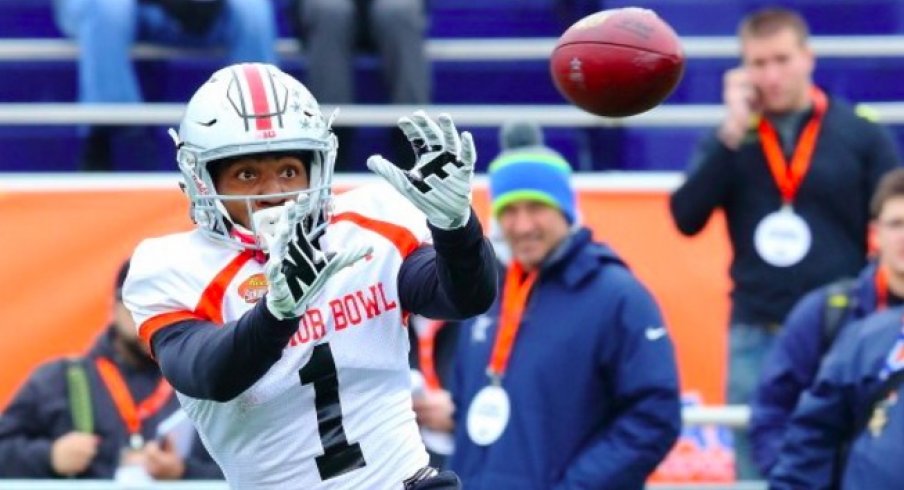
488 121 576 223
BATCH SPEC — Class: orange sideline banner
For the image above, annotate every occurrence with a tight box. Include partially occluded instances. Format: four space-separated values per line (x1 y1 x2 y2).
0 175 730 413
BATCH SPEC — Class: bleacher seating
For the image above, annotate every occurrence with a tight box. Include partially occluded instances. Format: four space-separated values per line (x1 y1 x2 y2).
2 0 904 172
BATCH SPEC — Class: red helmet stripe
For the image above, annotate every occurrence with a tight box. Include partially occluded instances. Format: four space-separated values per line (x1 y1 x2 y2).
242 64 273 131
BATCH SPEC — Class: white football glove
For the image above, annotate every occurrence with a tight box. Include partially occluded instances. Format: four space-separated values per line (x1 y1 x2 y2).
264 200 372 320
367 111 476 230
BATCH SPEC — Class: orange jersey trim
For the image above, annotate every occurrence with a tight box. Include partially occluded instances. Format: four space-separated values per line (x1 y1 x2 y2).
196 251 255 325
331 212 421 258
138 311 203 347
417 320 444 390
138 251 254 349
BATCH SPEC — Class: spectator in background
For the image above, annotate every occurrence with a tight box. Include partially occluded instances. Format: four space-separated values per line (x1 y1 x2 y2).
669 7 900 479
769 304 904 490
414 121 682 489
291 0 430 170
408 316 460 469
750 168 904 476
52 0 277 171
0 260 221 481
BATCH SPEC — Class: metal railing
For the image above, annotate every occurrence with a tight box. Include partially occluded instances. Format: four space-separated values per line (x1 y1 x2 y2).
683 405 749 428
1 101 903 128
0 482 767 490
2 33 902 129
0 403 755 488
3 35 904 61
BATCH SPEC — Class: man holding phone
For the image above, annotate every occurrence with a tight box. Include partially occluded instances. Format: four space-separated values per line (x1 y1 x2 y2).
669 7 901 479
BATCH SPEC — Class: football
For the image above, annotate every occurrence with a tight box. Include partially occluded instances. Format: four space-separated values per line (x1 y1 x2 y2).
549 7 685 117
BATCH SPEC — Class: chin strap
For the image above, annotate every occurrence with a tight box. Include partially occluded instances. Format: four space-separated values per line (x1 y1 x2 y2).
230 227 267 264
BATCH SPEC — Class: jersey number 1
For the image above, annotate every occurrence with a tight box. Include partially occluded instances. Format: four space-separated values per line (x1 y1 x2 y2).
299 343 367 481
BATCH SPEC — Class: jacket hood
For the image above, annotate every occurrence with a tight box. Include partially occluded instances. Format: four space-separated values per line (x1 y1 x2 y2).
853 260 884 314
542 227 626 289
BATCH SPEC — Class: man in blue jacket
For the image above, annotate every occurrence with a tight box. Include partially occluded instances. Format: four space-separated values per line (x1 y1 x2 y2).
413 122 682 489
769 305 904 489
750 167 904 476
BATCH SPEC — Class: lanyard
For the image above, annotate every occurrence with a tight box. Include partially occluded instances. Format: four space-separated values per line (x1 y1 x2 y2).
417 320 444 391
486 262 538 383
758 86 828 205
94 357 173 449
876 265 890 310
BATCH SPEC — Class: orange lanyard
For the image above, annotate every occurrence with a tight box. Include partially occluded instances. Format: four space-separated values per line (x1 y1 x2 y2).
487 262 538 382
417 320 444 391
876 265 890 310
95 357 173 448
758 86 828 205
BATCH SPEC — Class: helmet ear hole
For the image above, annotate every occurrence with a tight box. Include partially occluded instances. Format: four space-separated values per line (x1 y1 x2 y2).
284 150 315 180
206 159 228 191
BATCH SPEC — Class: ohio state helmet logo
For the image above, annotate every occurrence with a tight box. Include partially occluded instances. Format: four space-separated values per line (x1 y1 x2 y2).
227 64 287 137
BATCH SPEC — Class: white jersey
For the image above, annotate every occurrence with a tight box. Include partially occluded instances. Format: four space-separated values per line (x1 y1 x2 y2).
124 183 431 489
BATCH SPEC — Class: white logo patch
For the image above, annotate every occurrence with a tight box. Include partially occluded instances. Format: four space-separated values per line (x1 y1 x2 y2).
471 315 493 343
645 326 668 341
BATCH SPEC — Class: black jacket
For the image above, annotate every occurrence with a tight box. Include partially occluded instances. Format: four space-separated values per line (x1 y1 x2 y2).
0 327 222 479
671 96 900 324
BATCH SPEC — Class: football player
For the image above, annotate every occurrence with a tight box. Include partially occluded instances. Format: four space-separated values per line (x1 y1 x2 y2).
123 62 496 489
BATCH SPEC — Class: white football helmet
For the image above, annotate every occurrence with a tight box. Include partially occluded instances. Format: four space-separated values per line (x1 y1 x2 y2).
171 62 337 251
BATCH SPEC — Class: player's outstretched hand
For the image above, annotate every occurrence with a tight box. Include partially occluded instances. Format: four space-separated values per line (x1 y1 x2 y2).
264 200 371 320
367 111 476 230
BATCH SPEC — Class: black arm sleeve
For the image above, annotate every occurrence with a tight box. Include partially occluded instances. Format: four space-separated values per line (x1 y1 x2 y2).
669 134 736 235
150 301 300 402
398 210 497 319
